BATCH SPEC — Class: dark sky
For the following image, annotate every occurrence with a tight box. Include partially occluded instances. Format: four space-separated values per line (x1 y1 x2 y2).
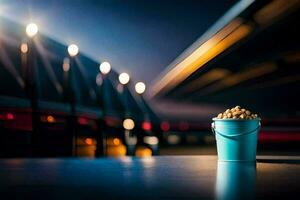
2 0 237 86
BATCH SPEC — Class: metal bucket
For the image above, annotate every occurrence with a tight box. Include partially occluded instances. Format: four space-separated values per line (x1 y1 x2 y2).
212 118 260 162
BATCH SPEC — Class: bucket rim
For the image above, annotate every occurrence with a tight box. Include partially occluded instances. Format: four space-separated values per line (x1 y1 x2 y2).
212 117 261 121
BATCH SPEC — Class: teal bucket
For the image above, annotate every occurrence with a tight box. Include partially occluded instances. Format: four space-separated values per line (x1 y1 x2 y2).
212 118 261 162
216 162 256 200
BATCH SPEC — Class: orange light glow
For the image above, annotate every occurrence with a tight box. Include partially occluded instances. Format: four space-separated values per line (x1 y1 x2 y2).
151 20 252 97
113 138 121 146
85 138 93 145
107 144 127 157
135 146 152 157
47 115 55 123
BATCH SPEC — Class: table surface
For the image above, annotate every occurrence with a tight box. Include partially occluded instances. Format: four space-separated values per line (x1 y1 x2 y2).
0 156 299 199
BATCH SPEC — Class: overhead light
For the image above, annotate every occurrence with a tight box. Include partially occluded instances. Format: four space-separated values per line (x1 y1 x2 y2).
119 73 130 85
99 61 111 74
67 44 79 57
135 82 146 94
26 23 38 37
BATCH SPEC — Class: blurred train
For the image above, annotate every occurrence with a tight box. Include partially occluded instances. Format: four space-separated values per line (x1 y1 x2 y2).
0 17 160 158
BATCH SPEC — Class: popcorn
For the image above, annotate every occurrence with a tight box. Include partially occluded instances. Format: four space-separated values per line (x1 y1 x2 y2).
216 106 259 119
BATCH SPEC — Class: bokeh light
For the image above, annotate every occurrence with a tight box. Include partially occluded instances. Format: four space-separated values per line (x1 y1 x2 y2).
84 138 93 145
113 138 121 146
6 113 14 120
26 23 38 37
142 121 152 131
20 43 28 54
123 118 135 130
46 115 55 123
135 82 146 94
118 72 130 85
135 146 152 157
67 44 79 57
99 61 111 74
144 136 159 145
160 121 170 132
62 58 70 72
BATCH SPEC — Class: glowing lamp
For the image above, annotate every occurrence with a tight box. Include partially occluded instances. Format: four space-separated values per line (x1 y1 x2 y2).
67 44 79 57
20 43 28 53
135 146 152 157
99 61 111 74
113 138 121 146
26 23 38 37
135 82 146 94
85 138 93 145
47 115 55 123
123 118 135 130
118 73 130 85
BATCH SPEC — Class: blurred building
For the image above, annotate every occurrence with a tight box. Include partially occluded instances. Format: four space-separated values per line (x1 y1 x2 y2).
0 17 160 157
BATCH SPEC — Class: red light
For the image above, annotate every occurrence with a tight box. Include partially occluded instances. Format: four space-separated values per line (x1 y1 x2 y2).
78 117 89 125
85 138 93 145
142 121 152 131
161 121 170 132
6 113 14 120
